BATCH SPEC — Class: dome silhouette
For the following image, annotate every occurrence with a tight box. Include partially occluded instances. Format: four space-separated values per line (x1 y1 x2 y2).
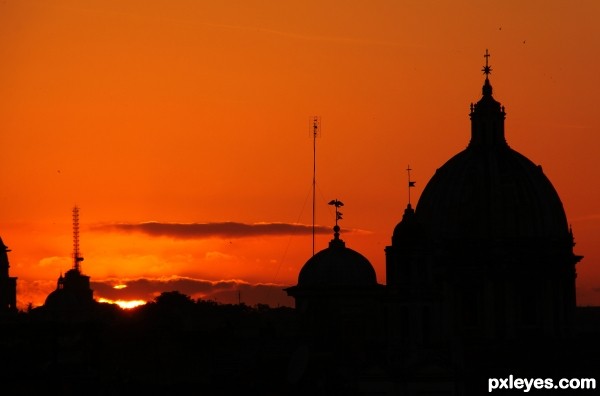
298 227 377 287
44 268 95 313
391 203 425 246
386 51 581 345
416 146 569 241
415 73 570 244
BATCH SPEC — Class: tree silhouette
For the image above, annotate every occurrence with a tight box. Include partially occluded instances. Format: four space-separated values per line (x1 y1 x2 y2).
153 290 195 307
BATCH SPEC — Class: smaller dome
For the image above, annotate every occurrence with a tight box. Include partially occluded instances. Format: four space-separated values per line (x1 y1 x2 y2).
391 203 425 246
44 268 95 311
298 228 377 287
45 288 81 310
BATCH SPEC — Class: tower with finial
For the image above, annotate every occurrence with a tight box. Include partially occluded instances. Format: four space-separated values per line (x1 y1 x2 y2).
44 206 95 315
469 48 507 147
385 164 422 289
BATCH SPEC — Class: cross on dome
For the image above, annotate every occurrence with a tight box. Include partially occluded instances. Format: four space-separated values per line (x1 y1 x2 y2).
482 49 492 76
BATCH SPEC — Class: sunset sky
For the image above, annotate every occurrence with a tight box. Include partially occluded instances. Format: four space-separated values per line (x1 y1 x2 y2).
1 1 599 310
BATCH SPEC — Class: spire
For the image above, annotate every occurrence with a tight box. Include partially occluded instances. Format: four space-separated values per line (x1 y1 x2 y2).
469 49 507 148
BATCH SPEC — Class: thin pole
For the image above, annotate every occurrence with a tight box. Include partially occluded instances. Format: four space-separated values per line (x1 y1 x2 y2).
407 165 413 206
312 117 317 256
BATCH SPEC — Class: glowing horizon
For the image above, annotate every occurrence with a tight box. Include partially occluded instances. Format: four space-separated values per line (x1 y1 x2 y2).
97 297 147 310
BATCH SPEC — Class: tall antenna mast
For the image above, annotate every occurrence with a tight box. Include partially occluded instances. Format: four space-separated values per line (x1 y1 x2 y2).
72 205 84 272
311 116 321 256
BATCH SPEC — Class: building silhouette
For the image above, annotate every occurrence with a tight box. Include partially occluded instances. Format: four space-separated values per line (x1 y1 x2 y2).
43 206 95 316
285 221 386 349
387 49 582 342
0 51 594 395
0 237 17 314
43 265 94 312
285 51 585 394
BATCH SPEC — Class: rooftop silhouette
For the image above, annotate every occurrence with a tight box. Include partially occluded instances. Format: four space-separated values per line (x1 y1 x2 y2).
0 51 596 395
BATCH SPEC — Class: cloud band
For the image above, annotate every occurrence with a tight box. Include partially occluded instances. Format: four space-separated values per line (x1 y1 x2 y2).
91 221 336 239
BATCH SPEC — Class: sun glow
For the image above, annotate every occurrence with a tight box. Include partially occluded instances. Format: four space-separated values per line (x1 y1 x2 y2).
98 298 147 309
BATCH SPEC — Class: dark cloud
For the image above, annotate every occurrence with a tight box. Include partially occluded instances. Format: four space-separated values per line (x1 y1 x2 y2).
92 276 294 307
90 221 336 239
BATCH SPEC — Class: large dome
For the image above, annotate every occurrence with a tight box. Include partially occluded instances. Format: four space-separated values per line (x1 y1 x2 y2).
415 75 570 243
416 146 569 241
298 228 377 287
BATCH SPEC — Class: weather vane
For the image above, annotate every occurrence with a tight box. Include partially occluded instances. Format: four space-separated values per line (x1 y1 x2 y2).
482 49 492 76
328 199 344 227
407 165 416 205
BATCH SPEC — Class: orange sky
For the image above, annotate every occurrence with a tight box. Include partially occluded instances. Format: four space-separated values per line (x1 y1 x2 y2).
1 0 599 310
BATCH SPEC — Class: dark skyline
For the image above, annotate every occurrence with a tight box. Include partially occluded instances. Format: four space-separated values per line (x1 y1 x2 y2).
2 1 599 310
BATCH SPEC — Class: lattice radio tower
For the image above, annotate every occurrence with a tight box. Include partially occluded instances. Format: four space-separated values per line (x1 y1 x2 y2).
72 206 84 272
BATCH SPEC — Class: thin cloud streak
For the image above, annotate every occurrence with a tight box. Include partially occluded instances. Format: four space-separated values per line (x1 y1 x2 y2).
46 3 402 48
91 221 344 239
91 276 293 307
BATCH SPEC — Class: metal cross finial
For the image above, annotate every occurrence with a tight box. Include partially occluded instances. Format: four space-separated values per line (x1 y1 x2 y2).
482 49 492 76
407 165 416 205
